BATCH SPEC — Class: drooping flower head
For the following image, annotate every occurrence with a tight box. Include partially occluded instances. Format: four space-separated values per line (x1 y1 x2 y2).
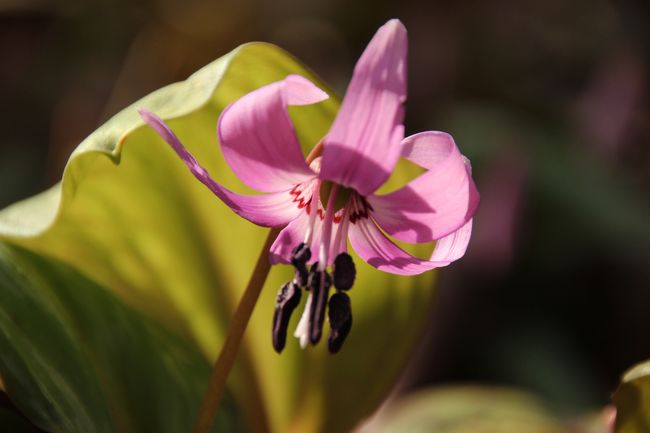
140 19 479 354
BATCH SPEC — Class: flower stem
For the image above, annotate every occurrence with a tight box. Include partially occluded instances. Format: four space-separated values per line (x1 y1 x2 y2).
192 140 324 433
192 228 280 433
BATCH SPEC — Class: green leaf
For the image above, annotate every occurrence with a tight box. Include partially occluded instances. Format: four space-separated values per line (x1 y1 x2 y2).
0 43 437 432
445 104 650 259
0 243 240 433
613 359 650 433
358 387 572 433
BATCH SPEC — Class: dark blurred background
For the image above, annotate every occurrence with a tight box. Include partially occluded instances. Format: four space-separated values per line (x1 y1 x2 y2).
1 0 649 418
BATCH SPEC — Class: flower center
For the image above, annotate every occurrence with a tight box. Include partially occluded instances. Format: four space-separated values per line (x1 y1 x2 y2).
319 181 353 213
272 176 360 354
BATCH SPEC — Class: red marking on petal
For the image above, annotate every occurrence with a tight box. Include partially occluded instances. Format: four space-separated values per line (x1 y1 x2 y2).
317 207 344 223
290 184 312 210
349 196 373 224
290 182 347 224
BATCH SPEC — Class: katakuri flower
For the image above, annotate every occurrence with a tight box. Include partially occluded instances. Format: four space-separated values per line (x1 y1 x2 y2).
139 19 479 354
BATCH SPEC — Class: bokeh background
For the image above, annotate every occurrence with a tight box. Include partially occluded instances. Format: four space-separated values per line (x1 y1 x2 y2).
1 0 649 421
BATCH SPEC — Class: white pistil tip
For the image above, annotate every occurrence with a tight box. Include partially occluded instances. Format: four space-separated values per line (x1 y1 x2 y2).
294 293 312 349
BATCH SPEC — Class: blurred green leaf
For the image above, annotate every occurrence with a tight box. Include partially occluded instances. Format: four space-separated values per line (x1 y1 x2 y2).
358 387 572 433
0 43 437 433
613 359 650 433
0 243 240 433
446 104 650 259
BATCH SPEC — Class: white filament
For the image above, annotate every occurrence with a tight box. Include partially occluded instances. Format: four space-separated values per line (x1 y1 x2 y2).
303 180 321 246
318 184 339 271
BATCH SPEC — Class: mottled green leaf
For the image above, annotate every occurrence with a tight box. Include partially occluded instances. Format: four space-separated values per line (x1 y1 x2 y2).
0 43 437 433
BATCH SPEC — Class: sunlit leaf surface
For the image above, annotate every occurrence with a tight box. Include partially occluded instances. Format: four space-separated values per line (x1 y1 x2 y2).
0 43 437 433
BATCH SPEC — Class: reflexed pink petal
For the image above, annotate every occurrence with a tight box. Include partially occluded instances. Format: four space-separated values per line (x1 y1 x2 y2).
320 19 407 196
218 75 327 192
219 189 304 227
348 217 450 275
430 219 473 262
140 109 301 227
368 131 479 243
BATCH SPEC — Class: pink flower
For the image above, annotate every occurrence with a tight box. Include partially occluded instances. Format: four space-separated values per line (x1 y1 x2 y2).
140 19 478 353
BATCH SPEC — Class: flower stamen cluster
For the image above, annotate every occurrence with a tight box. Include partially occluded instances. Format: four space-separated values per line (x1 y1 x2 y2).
273 179 357 353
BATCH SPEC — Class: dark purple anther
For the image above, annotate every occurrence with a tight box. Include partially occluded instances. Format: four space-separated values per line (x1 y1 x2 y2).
291 243 311 287
291 242 311 265
308 268 332 344
306 262 319 291
333 253 355 291
294 266 308 287
327 292 352 354
272 281 302 353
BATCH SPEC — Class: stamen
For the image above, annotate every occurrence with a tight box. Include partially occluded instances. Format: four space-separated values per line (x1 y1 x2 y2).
331 205 347 255
304 180 321 246
291 242 311 287
272 282 302 353
306 264 332 344
333 253 355 291
327 292 352 354
292 242 311 264
331 202 355 291
319 184 339 270
305 262 319 291
341 203 354 249
294 267 308 288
